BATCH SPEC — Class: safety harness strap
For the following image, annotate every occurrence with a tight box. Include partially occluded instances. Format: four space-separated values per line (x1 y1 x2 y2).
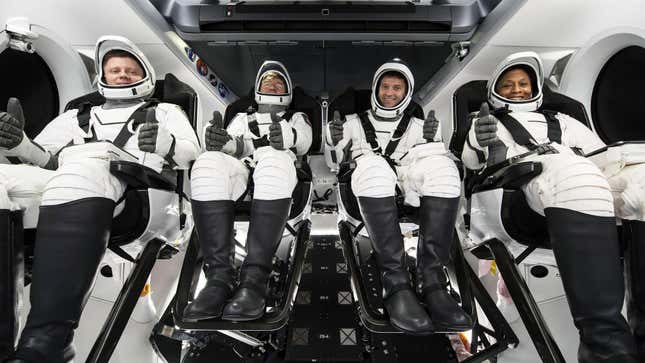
357 110 413 160
75 99 160 148
493 108 562 151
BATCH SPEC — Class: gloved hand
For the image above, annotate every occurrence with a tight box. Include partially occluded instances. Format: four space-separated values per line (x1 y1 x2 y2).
423 110 439 142
474 102 499 147
329 110 344 146
0 98 26 149
138 108 174 156
269 112 295 150
204 111 235 153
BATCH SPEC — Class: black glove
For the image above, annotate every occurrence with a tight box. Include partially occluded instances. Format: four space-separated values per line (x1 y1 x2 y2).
138 108 174 156
329 110 344 146
204 111 231 152
268 112 295 150
0 98 25 149
423 110 439 142
474 102 499 147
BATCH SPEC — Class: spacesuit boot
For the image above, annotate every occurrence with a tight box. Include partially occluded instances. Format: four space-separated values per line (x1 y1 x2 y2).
624 220 645 359
545 208 638 363
417 196 473 331
0 210 22 361
183 200 236 321
221 198 291 321
8 198 115 363
358 196 434 335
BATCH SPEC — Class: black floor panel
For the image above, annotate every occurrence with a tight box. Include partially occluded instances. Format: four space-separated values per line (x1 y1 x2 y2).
285 235 364 362
178 234 458 363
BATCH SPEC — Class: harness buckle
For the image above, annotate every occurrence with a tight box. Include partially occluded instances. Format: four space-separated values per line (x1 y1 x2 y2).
535 143 558 155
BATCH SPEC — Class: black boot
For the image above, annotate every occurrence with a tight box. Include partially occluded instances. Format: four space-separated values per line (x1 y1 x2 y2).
624 219 645 359
417 196 473 331
8 198 115 363
221 198 291 321
545 208 638 363
1 210 22 361
358 196 433 335
183 200 236 322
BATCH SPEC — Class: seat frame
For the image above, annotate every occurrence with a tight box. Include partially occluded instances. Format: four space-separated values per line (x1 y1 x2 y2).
453 80 596 363
168 88 318 351
330 88 519 361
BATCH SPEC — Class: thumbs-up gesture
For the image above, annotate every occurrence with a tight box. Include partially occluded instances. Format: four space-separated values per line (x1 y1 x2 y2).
329 111 344 146
0 98 26 149
474 102 499 147
423 110 439 142
269 112 295 150
204 111 232 152
138 108 174 156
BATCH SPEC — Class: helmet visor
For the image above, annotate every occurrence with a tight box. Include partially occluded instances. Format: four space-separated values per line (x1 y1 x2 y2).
492 63 541 105
257 70 289 96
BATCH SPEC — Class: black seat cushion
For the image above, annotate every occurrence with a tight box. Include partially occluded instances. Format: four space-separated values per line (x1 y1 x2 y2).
501 190 550 248
109 190 149 246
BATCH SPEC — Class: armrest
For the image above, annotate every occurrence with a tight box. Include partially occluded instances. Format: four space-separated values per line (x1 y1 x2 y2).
469 161 543 195
586 140 645 174
585 140 645 157
110 160 177 191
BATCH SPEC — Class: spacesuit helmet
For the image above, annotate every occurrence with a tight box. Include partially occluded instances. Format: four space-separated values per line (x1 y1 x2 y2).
95 35 156 100
254 60 293 107
370 59 414 119
488 51 544 112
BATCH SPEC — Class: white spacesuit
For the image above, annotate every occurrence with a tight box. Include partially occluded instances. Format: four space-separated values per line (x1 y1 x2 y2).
0 37 199 222
183 60 312 322
0 36 199 363
462 52 639 362
327 59 472 335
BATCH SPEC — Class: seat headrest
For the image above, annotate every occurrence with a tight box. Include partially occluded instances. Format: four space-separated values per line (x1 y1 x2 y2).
159 73 198 127
450 80 590 159
223 86 321 154
329 87 424 120
64 73 198 127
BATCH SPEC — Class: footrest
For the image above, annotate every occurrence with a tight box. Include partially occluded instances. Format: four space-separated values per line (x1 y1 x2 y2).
173 220 311 332
339 221 472 334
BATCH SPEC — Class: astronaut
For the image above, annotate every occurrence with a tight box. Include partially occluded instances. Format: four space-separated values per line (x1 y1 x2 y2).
0 35 200 362
183 60 312 322
327 59 472 335
462 51 639 362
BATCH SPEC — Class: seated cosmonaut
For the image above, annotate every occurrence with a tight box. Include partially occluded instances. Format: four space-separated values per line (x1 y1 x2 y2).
183 60 312 322
0 35 200 362
462 51 640 363
327 59 473 335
